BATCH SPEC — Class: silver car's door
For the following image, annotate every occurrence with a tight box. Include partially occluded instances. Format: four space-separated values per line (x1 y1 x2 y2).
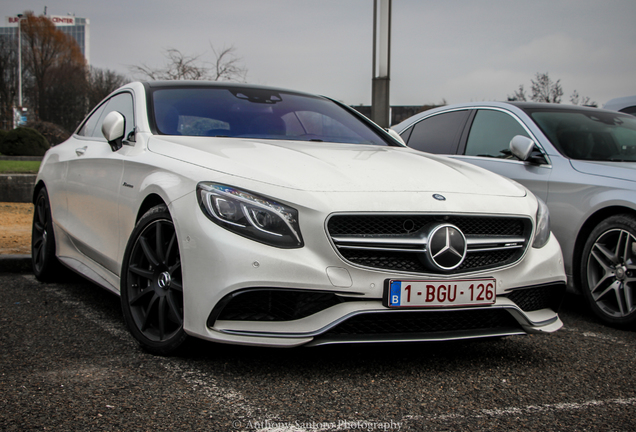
449 109 552 202
65 92 135 275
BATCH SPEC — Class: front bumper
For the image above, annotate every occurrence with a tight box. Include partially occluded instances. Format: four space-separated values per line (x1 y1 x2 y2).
209 283 565 347
171 192 566 348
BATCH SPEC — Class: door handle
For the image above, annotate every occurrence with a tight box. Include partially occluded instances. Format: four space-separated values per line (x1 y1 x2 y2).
75 146 87 156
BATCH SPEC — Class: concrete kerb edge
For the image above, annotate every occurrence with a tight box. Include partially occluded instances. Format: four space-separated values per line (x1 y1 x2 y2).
0 155 42 203
0 174 37 203
0 254 33 273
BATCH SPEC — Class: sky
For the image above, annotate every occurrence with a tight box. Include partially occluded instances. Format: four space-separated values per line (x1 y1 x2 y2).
5 0 636 107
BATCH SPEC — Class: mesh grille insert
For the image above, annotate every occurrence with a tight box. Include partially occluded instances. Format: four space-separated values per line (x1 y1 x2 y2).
504 283 566 312
217 290 345 321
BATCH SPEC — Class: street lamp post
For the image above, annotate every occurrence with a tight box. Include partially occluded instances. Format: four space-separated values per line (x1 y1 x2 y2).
17 13 23 108
371 0 391 128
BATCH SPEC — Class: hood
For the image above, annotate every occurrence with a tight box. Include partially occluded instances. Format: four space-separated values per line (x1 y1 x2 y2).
147 136 526 197
570 160 636 183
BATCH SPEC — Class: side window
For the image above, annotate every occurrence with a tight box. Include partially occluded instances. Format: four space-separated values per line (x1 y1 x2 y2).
465 110 529 157
77 93 135 140
406 110 470 154
77 103 107 137
620 106 636 116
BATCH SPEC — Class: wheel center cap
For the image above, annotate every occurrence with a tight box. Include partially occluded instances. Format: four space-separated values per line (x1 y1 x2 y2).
615 266 626 281
157 271 172 289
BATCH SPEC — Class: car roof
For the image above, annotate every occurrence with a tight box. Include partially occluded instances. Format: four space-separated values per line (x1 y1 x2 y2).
504 101 617 115
142 80 318 98
603 95 636 111
419 100 621 115
391 100 629 132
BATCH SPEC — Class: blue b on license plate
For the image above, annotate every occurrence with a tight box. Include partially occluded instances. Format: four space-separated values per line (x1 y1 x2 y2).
388 279 496 308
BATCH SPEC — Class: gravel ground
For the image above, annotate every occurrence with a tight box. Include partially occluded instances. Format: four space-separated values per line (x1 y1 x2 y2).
0 202 32 255
0 272 634 431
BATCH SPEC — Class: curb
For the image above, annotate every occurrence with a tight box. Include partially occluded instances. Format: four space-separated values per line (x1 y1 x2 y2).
0 174 36 203
0 254 32 273
0 156 43 161
0 155 41 202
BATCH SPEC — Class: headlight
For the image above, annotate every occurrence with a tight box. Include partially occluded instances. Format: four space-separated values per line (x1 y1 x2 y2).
197 182 303 248
532 197 550 248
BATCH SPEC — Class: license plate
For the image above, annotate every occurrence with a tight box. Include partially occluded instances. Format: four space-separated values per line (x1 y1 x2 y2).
387 278 496 308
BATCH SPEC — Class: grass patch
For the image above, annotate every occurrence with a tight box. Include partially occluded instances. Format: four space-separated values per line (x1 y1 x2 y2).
0 160 41 174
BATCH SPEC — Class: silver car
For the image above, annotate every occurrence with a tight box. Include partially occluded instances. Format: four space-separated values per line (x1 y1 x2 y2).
604 96 636 116
393 102 636 326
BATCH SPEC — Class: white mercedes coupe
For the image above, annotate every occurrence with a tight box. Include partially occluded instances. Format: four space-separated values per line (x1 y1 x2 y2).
33 82 566 355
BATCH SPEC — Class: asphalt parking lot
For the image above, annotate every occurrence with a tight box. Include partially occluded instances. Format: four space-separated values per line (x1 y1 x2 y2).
1 270 634 432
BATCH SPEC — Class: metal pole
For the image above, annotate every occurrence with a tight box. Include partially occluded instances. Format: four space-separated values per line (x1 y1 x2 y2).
17 14 23 107
371 0 391 128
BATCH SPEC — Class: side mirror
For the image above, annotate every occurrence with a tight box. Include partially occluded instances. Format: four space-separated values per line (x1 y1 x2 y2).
101 111 126 151
509 135 535 161
386 128 406 145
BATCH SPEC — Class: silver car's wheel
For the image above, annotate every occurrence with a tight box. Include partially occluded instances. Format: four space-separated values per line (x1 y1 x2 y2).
121 205 187 355
581 214 636 326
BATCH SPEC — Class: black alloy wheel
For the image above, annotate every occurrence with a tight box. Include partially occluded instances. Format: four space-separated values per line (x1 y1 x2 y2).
32 187 64 281
121 205 187 355
581 214 636 326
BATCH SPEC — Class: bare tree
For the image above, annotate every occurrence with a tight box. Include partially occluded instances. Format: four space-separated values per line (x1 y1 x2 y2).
530 72 563 103
130 45 247 82
87 67 129 107
210 45 247 82
570 90 597 107
0 36 18 129
20 11 87 124
43 59 89 131
507 84 527 102
129 49 208 80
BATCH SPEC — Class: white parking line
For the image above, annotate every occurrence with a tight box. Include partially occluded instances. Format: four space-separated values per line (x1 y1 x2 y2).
160 361 261 420
29 276 132 341
29 276 267 426
565 326 629 345
404 397 636 422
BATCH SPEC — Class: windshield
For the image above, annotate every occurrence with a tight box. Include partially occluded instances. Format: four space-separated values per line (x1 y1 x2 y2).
150 87 389 146
530 109 636 162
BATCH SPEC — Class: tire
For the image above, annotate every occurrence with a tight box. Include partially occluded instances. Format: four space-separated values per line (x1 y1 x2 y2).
580 214 636 326
32 187 65 282
120 205 188 355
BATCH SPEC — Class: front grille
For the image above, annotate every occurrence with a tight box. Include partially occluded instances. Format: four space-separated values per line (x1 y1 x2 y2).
323 309 521 335
215 289 346 321
327 214 532 275
504 283 566 312
328 215 526 236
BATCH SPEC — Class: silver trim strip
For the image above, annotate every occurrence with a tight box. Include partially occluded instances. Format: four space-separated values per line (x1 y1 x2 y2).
306 329 526 346
332 235 526 254
216 304 557 339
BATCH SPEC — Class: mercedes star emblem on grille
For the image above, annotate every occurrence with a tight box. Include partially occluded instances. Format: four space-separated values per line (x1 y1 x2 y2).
426 224 467 270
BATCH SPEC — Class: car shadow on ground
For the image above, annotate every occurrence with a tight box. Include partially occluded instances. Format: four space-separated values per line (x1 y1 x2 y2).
29 271 633 372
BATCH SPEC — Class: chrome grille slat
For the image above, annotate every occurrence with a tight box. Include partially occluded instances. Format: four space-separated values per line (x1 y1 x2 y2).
332 235 526 253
